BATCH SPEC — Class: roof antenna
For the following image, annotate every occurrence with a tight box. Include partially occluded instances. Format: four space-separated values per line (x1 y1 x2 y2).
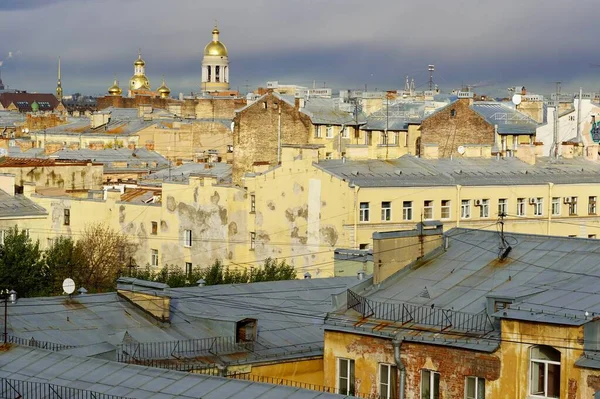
498 213 512 260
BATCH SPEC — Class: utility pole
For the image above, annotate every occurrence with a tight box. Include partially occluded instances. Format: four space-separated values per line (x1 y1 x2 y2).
553 82 561 159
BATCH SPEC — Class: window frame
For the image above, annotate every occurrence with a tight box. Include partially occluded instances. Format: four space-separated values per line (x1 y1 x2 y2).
381 201 392 221
250 194 256 213
589 196 597 215
479 199 489 218
498 198 507 216
250 232 256 250
403 201 413 221
151 249 159 267
517 198 526 217
359 202 370 222
379 363 398 399
551 197 560 216
183 229 193 248
465 376 485 399
423 200 434 220
569 196 578 216
315 125 322 138
337 358 355 396
151 221 158 235
421 369 440 399
529 346 561 398
441 200 451 219
534 197 543 217
185 262 192 276
461 200 471 219
326 125 333 138
63 208 70 226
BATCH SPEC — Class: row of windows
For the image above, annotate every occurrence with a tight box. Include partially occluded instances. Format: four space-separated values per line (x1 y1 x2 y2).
314 126 407 147
358 196 598 222
337 346 560 398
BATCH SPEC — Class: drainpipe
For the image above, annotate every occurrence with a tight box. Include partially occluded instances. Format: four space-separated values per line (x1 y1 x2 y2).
547 182 553 235
277 104 282 163
455 185 462 228
392 338 406 399
353 184 360 249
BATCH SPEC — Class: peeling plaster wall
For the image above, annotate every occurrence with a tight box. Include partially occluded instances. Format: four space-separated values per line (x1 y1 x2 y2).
0 164 103 191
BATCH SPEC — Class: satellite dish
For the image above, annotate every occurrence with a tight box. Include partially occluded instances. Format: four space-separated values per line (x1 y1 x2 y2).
512 94 522 105
457 145 466 155
62 278 76 295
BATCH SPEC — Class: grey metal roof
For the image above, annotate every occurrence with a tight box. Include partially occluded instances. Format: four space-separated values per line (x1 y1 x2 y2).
302 98 357 126
8 277 361 364
470 102 538 134
362 102 424 131
334 248 372 263
143 162 232 184
43 108 151 136
51 148 169 171
315 154 600 188
0 188 47 218
0 346 352 398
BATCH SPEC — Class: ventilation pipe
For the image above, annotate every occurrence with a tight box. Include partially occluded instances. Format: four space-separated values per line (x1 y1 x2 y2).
392 338 406 399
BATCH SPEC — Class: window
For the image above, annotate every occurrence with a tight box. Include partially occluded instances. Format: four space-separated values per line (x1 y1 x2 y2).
381 201 392 221
359 202 370 222
338 358 355 395
479 199 489 218
250 194 256 213
403 201 413 221
441 200 451 219
185 262 192 276
450 109 456 118
589 234 597 239
359 243 369 250
589 196 597 215
184 229 192 247
551 197 560 216
0 230 5 245
326 125 333 138
151 221 158 235
250 232 256 250
494 300 511 312
421 370 440 399
534 197 543 216
390 132 398 145
365 132 372 146
380 131 388 145
424 200 434 220
530 346 560 398
341 126 349 138
517 198 526 216
568 196 578 215
325 152 332 160
465 376 485 399
568 115 575 121
380 364 398 399
262 101 267 109
151 249 159 267
315 125 322 138
63 209 70 226
461 200 471 219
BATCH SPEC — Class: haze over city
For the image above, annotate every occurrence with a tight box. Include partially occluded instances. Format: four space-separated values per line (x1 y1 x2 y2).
1 0 598 96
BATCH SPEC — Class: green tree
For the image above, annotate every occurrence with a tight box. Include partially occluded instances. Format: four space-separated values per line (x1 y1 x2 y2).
44 236 83 295
250 258 296 283
0 226 47 297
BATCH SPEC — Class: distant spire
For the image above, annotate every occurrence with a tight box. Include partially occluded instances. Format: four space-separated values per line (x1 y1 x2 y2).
405 75 410 92
56 56 63 100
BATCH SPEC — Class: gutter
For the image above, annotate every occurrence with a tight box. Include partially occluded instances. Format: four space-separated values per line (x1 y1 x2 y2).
392 337 406 399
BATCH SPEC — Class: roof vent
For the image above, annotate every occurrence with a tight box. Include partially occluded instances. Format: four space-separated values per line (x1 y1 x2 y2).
197 279 206 287
304 272 312 279
351 170 359 176
77 287 87 295
395 170 402 176
357 270 366 280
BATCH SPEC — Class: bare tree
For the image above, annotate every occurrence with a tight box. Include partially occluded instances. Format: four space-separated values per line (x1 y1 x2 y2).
75 223 136 292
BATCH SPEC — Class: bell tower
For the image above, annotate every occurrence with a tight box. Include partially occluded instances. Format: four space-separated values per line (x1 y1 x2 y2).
201 26 230 92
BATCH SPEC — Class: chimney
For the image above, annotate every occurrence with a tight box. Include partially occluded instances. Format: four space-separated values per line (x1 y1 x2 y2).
0 174 15 196
372 222 444 284
128 142 136 150
145 141 155 151
22 182 36 198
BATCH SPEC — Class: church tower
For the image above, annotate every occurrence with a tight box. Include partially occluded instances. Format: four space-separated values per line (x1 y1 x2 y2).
56 57 63 100
129 50 151 91
201 26 229 92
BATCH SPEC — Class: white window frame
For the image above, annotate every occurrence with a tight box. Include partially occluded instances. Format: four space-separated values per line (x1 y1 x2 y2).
421 369 440 399
337 358 355 396
441 200 451 219
534 198 543 216
341 126 349 139
517 198 526 217
498 198 507 216
380 363 397 399
569 197 578 215
326 125 333 138
359 202 370 222
380 131 388 145
465 376 485 399
185 262 192 276
250 232 256 250
551 197 560 216
461 200 471 219
589 196 597 215
480 199 489 218
184 229 193 247
402 201 413 221
423 200 434 220
151 249 159 267
250 194 256 213
315 125 322 138
529 346 561 398
381 201 392 221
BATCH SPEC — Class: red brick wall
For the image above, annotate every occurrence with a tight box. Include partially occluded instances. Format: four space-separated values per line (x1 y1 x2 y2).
420 98 494 158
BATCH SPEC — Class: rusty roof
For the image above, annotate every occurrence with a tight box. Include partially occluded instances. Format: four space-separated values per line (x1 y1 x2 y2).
0 157 100 167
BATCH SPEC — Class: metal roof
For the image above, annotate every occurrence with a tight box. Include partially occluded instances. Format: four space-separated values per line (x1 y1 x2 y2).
0 189 47 219
143 162 232 184
51 148 169 171
327 228 600 350
302 98 357 126
315 154 600 188
469 102 538 134
0 346 352 398
362 102 425 131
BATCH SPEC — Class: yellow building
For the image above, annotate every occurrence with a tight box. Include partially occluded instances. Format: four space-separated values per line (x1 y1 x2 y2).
322 226 600 398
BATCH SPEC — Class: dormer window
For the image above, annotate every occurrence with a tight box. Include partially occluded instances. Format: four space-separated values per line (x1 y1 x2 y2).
450 109 457 118
236 318 257 343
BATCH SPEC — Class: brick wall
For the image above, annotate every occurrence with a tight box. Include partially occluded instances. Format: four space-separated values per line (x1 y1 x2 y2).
232 93 313 185
96 95 179 110
194 97 246 120
420 99 494 158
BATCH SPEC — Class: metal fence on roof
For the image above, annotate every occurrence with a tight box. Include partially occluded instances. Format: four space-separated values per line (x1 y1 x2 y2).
6 335 78 352
0 377 131 399
347 290 495 334
117 336 254 362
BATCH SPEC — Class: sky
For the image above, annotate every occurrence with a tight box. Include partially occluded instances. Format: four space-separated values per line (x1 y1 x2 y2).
0 0 599 97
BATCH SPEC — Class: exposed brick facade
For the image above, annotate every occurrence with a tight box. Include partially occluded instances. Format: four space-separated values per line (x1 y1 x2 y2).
194 97 246 120
96 95 179 110
231 92 313 185
420 98 494 158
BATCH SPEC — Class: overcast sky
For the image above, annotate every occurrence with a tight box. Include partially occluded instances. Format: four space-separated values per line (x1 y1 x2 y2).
0 0 598 97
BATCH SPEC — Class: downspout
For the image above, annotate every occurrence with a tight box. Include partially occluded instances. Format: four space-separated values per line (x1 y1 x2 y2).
456 184 462 228
339 123 345 156
353 184 360 249
547 182 553 235
277 104 282 163
392 338 406 399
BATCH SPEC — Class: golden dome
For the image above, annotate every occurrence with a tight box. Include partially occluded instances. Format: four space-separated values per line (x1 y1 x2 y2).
129 74 150 91
108 79 122 96
204 26 228 57
157 78 171 98
134 50 145 66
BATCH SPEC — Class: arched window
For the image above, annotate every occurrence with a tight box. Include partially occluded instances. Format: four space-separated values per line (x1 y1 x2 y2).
530 346 560 398
215 65 220 82
207 66 212 82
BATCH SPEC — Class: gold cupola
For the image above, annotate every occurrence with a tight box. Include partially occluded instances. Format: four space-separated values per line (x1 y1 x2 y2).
204 26 228 57
157 77 171 98
108 79 122 96
130 49 151 91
